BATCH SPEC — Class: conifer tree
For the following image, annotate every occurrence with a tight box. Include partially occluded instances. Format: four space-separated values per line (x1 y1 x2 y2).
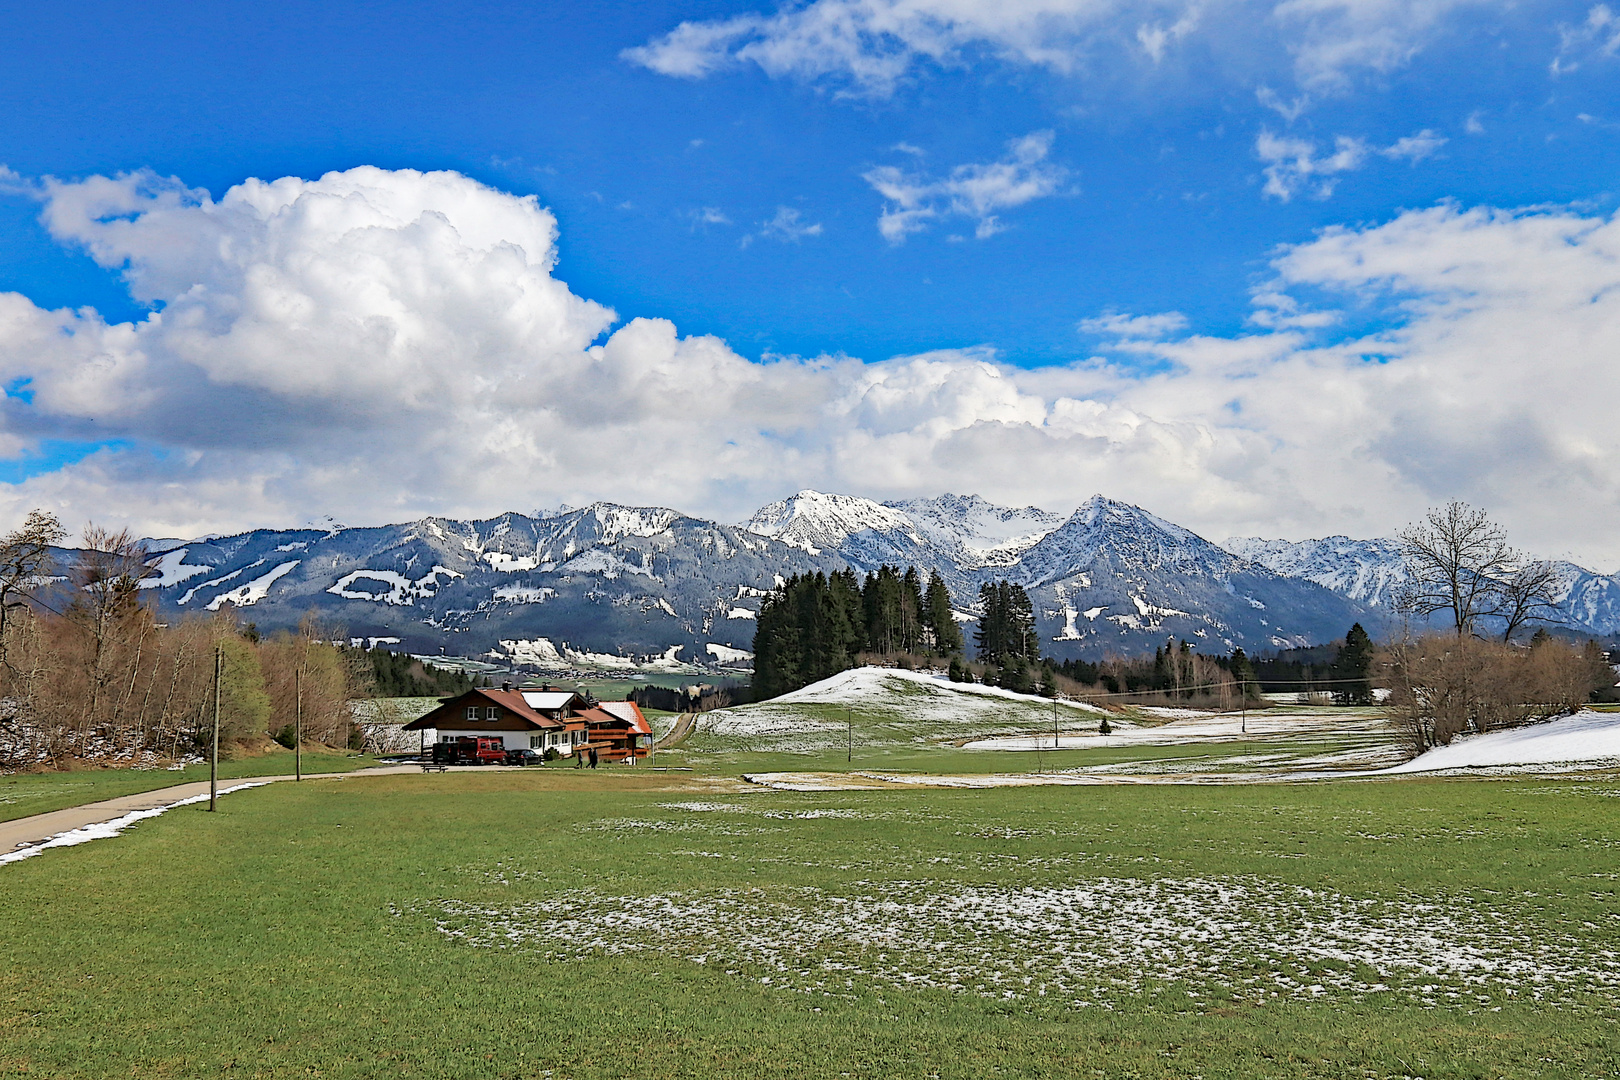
1331 623 1374 704
925 572 963 655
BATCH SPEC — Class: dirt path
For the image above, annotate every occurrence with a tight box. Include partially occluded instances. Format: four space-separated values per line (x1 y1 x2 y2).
655 711 698 749
0 765 422 857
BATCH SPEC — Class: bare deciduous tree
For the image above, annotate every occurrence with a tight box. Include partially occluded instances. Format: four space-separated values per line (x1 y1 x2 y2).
1494 560 1563 643
65 524 156 731
0 509 65 676
1395 501 1517 636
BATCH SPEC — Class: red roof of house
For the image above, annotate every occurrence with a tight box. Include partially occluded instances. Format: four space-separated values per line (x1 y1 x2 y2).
588 701 652 736
403 687 567 731
601 700 652 736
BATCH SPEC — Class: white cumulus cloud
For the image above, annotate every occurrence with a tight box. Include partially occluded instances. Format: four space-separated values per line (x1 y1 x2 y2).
5 167 1620 567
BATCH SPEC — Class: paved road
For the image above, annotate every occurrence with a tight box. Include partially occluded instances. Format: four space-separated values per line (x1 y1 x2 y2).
0 765 422 855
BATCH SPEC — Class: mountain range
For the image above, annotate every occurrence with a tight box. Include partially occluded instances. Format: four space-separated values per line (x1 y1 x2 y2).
77 491 1619 672
1223 534 1620 641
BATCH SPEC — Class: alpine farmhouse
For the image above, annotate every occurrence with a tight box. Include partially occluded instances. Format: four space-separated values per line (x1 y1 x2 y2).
403 685 652 761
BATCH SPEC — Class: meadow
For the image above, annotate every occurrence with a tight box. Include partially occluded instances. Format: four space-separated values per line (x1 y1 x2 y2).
3 761 1618 1079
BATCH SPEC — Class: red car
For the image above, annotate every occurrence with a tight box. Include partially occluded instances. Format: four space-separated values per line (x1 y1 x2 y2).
430 737 508 766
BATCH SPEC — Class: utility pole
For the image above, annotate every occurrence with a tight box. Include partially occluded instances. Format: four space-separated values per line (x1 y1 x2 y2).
846 706 852 764
294 662 303 781
1053 698 1059 753
209 643 221 812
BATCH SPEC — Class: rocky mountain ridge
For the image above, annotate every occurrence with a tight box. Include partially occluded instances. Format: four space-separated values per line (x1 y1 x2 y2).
1224 534 1620 638
79 491 1401 669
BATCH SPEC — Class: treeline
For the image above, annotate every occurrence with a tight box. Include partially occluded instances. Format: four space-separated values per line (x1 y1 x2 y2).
0 513 365 769
360 648 474 698
630 680 757 713
752 567 963 698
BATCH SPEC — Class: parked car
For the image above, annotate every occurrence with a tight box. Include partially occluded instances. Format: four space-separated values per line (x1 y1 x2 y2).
431 737 508 766
505 748 544 767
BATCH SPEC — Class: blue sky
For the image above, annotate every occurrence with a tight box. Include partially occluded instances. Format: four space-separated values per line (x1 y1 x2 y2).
3 1 1620 563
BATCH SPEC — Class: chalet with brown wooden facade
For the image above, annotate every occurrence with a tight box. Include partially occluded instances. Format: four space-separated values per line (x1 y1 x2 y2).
402 684 652 761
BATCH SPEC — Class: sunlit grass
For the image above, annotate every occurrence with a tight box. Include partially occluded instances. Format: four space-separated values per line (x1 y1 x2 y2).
2 767 1618 1078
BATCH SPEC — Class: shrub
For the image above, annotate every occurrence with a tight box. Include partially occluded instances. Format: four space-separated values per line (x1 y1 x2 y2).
1379 634 1606 753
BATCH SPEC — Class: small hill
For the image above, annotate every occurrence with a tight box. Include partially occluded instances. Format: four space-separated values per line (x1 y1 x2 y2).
688 666 1107 755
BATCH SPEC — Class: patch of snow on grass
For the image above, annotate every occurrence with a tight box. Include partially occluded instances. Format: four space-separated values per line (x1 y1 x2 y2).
422 874 1619 1009
1 782 273 868
1381 710 1620 773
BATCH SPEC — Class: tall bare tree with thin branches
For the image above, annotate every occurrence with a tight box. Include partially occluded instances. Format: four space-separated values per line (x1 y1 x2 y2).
1396 501 1518 637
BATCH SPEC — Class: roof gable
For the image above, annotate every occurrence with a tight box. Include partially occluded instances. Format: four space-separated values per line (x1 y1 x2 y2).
403 686 563 731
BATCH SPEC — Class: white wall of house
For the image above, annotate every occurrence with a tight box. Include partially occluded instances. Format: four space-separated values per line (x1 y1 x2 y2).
433 728 582 753
435 729 533 752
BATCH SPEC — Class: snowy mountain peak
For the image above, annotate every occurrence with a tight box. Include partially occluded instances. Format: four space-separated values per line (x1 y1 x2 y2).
882 493 1063 567
744 490 919 554
1018 494 1246 586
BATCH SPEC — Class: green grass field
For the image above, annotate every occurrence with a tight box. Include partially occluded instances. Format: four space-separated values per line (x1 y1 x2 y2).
0 747 383 822
3 765 1619 1078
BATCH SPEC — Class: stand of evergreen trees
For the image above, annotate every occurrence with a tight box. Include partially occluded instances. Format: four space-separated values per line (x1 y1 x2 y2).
752 567 964 698
357 647 475 698
1229 623 1375 703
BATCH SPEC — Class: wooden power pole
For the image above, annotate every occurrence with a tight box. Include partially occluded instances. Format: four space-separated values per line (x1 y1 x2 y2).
209 643 221 812
294 662 303 782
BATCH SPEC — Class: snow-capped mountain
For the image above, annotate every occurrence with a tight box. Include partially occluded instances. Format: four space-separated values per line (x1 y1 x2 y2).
52 492 1409 669
742 490 1063 596
884 494 1063 568
745 491 926 560
1008 497 1371 654
123 504 844 670
1223 536 1409 609
744 491 1370 654
1225 534 1620 637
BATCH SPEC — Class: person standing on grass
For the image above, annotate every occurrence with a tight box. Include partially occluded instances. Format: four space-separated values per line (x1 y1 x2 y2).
588 747 598 768
575 747 582 769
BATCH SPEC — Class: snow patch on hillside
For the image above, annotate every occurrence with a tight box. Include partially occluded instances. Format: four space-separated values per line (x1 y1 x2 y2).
493 585 554 603
559 548 654 579
328 565 462 606
593 504 679 543
178 567 242 605
206 560 300 610
142 547 213 588
485 552 541 572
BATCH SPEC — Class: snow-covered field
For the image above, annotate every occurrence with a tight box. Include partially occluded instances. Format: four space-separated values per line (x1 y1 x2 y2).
1380 710 1620 774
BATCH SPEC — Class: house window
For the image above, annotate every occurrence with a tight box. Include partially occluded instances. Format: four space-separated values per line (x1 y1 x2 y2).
530 735 542 749
485 707 499 720
465 706 477 721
